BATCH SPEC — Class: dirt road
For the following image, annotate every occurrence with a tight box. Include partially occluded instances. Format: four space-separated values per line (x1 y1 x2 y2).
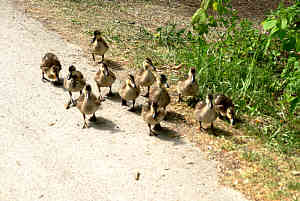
0 1 249 200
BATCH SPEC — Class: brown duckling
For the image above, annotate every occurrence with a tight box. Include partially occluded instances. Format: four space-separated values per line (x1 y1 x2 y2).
40 52 62 85
194 94 217 132
91 30 109 64
119 74 140 111
177 67 199 102
64 65 86 107
149 74 170 110
135 58 156 97
214 94 235 125
142 101 166 136
75 84 103 128
94 62 116 98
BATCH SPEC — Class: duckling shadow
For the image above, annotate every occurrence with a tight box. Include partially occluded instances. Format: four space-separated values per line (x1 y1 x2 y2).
90 116 121 133
105 59 123 71
164 111 185 123
107 92 121 102
131 104 142 115
155 127 186 145
50 78 68 92
207 127 233 137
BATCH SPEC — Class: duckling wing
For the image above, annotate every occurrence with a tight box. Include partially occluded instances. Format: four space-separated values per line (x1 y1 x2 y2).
109 70 116 80
100 37 109 49
195 101 206 110
149 87 161 102
41 53 61 68
215 94 233 108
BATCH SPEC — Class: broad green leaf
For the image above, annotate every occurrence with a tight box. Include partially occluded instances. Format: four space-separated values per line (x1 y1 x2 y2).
262 19 277 31
296 32 300 52
212 2 218 11
270 26 279 36
200 0 211 10
191 8 207 25
264 38 271 55
289 97 300 113
281 17 288 29
194 23 208 34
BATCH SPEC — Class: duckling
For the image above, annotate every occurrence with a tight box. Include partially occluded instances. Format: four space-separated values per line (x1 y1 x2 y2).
75 84 103 128
91 30 109 64
40 52 62 85
135 58 156 97
149 74 170 110
94 62 116 98
214 94 235 125
142 101 166 136
177 67 199 102
119 74 140 111
194 94 217 132
149 74 170 130
64 65 86 107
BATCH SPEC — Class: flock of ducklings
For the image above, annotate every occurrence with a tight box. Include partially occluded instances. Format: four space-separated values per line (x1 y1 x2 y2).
40 30 235 135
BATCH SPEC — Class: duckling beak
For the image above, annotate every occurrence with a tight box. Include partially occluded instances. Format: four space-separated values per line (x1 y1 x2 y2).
104 69 109 77
55 71 60 81
152 65 157 72
230 118 235 125
152 110 157 119
67 73 72 80
85 91 90 99
91 36 96 44
191 75 195 83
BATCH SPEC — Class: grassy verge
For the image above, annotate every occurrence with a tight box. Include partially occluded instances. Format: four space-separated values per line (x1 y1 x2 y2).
19 0 299 200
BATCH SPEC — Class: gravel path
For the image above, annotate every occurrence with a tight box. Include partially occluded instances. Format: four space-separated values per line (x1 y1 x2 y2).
0 1 249 200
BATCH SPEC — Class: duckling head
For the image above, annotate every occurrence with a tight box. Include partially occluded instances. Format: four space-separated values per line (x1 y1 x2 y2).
143 58 156 71
84 84 92 99
206 94 214 109
127 74 137 88
190 67 196 83
158 74 169 88
227 106 235 125
91 30 102 43
67 65 76 80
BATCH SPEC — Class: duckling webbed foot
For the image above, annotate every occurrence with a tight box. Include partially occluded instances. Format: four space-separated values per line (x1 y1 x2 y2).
89 114 97 122
82 122 89 129
65 100 72 109
41 77 51 83
128 107 136 112
210 123 215 134
142 87 150 97
178 94 183 102
121 99 127 106
106 87 114 97
82 114 88 128
128 100 136 112
153 123 162 131
106 92 114 97
198 121 206 132
148 124 158 136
